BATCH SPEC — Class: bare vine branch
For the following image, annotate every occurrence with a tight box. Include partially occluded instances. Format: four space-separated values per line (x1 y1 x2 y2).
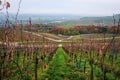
15 0 22 24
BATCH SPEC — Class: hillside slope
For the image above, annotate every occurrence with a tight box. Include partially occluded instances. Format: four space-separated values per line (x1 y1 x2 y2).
56 14 120 28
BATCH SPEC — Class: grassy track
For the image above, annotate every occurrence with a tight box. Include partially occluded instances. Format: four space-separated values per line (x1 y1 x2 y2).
41 45 72 80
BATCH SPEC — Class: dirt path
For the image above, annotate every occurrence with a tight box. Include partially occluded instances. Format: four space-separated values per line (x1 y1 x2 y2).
24 31 73 42
24 31 62 42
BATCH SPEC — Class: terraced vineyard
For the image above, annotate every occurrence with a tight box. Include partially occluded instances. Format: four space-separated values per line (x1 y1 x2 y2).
0 28 120 80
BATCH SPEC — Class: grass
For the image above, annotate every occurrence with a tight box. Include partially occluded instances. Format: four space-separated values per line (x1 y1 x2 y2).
40 46 71 80
1 43 120 80
73 34 120 39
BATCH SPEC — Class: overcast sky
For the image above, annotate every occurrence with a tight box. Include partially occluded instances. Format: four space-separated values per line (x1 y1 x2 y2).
8 0 120 16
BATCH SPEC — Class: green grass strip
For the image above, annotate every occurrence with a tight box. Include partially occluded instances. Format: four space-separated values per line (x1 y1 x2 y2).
41 46 71 80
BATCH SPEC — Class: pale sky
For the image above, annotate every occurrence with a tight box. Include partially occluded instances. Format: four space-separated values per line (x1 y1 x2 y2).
7 0 120 16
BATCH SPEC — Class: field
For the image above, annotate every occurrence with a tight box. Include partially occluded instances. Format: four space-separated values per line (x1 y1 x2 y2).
0 27 120 80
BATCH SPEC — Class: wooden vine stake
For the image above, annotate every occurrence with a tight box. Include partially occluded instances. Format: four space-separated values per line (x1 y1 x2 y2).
0 0 2 5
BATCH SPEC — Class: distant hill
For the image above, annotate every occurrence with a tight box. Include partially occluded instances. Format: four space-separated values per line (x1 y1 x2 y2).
0 13 120 28
0 13 82 25
55 14 120 28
